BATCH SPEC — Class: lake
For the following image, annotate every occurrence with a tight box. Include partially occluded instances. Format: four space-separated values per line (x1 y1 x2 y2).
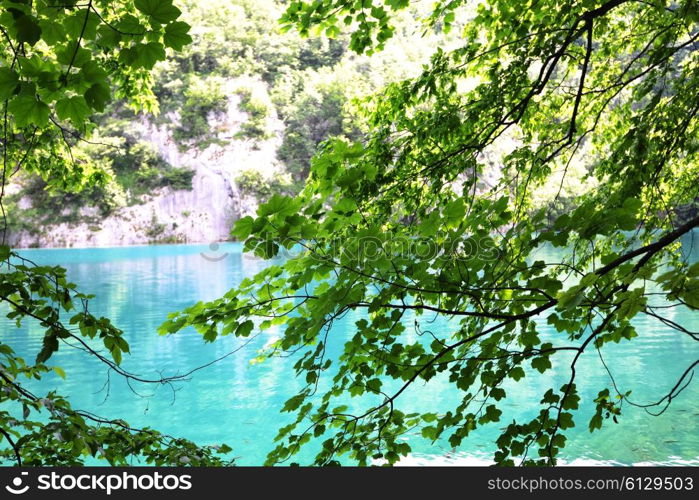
3 238 698 465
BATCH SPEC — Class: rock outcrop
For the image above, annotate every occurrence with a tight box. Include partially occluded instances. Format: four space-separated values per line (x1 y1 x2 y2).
8 80 284 248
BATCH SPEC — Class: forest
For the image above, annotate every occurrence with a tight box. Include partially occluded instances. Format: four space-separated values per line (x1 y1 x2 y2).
0 0 698 468
4 0 456 244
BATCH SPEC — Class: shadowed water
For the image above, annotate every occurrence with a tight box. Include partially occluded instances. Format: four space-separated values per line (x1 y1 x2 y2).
2 237 698 465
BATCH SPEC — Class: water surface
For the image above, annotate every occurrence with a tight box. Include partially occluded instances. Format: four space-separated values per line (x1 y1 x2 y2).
3 239 698 465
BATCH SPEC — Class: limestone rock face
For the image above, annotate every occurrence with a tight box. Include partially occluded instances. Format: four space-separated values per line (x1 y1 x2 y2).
8 79 283 249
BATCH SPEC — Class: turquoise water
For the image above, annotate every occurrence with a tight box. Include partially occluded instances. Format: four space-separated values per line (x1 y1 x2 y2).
2 238 698 466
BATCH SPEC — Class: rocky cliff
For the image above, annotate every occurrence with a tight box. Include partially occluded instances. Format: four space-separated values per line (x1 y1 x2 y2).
8 80 285 249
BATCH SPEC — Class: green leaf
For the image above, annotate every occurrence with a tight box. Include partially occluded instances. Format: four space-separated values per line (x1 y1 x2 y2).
282 394 305 412
490 387 506 400
232 216 255 240
559 412 575 430
111 347 122 365
334 197 358 213
116 14 144 34
483 404 502 422
0 68 19 101
80 61 108 83
682 283 699 309
85 83 111 112
135 0 182 24
164 21 192 50
531 356 552 374
203 327 217 342
57 42 91 67
55 96 91 125
36 334 59 364
134 42 166 69
64 10 99 40
235 320 254 337
217 444 232 454
421 426 438 440
557 286 585 310
8 94 49 127
258 194 298 217
96 25 122 48
118 47 138 66
589 413 603 432
444 198 465 226
366 378 382 393
509 366 526 381
14 14 42 45
687 262 699 278
38 20 64 44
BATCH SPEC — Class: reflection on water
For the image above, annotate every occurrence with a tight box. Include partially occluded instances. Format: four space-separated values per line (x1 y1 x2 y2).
2 239 698 465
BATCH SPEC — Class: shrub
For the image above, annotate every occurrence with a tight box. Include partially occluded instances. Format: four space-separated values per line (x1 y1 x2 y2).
173 76 228 144
235 169 293 198
235 85 271 141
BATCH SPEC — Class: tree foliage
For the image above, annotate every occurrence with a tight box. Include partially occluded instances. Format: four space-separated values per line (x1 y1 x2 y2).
161 0 699 465
2 0 698 467
0 0 229 465
6 1 458 221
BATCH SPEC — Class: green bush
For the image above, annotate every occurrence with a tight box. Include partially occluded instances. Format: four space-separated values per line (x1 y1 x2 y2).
274 70 361 182
102 141 195 201
172 76 228 144
161 168 196 191
235 169 293 198
236 86 271 141
145 212 167 239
